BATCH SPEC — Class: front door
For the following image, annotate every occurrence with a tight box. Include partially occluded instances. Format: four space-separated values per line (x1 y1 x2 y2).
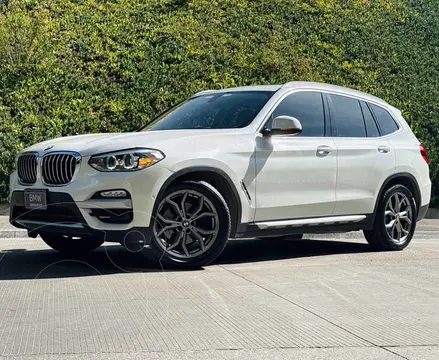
254 91 337 221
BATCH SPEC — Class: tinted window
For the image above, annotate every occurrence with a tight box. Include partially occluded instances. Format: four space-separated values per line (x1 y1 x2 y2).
360 101 380 137
328 94 366 137
370 104 399 136
269 92 325 137
143 91 274 131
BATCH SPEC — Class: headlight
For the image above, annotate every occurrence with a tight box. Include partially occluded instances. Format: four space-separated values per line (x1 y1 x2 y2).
89 148 165 172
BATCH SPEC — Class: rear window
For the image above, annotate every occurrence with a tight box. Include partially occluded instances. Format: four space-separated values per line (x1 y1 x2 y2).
327 94 366 137
143 91 275 131
360 101 380 137
369 104 399 136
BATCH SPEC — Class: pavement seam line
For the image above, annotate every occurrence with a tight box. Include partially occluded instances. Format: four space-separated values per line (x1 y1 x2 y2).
217 264 408 359
382 347 410 360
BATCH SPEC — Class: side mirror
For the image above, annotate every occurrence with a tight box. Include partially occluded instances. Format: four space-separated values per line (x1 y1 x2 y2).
262 116 303 137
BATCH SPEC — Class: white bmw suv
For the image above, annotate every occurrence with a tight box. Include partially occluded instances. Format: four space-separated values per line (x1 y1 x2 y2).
9 82 431 267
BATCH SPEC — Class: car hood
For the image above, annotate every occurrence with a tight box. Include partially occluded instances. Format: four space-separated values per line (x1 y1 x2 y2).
23 129 244 156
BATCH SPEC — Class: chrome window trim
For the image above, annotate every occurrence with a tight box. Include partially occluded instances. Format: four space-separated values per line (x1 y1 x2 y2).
256 88 403 138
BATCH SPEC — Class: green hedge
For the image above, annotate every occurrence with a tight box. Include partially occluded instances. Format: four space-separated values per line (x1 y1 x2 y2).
1 0 438 204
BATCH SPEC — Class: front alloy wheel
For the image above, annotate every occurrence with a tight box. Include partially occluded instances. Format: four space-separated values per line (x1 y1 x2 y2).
149 181 231 268
154 189 220 259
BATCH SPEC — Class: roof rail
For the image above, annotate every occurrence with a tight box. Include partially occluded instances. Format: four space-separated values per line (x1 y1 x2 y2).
281 81 388 105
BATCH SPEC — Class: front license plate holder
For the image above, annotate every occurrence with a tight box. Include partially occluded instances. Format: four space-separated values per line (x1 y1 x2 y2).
24 189 48 210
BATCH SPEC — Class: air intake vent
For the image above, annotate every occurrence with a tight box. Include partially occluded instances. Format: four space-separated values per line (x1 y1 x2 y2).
42 153 81 185
17 153 38 184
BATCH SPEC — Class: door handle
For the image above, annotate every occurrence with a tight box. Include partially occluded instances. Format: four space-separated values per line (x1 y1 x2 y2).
317 145 332 157
378 146 391 154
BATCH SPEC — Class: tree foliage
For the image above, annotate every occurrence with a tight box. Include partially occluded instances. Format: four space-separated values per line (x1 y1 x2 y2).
1 0 438 203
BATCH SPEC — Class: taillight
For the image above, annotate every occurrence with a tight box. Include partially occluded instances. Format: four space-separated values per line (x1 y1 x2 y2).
420 144 429 165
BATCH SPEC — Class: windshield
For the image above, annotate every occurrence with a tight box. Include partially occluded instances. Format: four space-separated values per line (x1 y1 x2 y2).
142 91 275 131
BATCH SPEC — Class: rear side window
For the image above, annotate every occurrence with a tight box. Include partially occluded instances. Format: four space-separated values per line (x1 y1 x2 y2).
360 101 380 137
270 91 325 137
327 94 366 137
369 104 399 136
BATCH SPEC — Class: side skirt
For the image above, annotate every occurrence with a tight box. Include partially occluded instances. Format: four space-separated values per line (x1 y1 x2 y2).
235 214 373 239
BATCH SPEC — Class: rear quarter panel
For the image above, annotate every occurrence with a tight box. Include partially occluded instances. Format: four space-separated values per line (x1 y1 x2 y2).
388 110 431 206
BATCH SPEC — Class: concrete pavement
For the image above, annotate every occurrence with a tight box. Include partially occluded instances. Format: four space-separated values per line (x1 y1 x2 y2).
2 347 438 360
0 216 27 238
0 228 439 359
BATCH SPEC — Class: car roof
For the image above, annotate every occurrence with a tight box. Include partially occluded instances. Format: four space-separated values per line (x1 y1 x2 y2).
194 81 388 106
194 85 282 96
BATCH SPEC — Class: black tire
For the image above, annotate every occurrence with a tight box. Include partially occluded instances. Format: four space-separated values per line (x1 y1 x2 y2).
40 232 104 254
364 184 417 251
149 181 231 268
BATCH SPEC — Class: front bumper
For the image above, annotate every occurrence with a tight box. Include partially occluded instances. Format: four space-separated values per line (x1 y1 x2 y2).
9 161 173 231
9 191 152 242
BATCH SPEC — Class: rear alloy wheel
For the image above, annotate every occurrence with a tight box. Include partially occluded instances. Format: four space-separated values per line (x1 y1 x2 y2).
40 232 104 254
150 181 230 268
364 184 416 251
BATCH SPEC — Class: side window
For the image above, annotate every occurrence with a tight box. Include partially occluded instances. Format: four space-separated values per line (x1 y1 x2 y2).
270 92 325 137
369 104 399 136
327 94 366 137
360 101 380 137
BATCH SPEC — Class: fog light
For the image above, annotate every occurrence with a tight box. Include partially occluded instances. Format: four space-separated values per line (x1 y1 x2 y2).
100 190 127 198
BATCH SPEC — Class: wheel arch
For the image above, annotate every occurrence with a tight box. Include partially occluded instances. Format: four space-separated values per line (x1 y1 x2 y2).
150 166 243 237
372 172 421 223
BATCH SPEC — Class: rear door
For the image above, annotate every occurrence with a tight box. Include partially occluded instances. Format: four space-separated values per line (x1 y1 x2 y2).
327 94 395 215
